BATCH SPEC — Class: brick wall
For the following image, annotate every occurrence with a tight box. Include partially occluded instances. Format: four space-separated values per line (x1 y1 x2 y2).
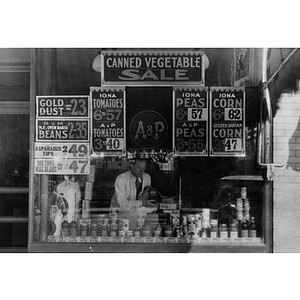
273 91 300 252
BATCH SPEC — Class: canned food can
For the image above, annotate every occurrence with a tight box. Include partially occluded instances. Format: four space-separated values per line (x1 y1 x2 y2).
110 230 117 237
244 198 250 209
90 223 98 236
84 181 93 200
195 219 202 232
188 222 196 233
241 187 247 199
210 219 218 227
101 224 108 237
143 227 152 237
122 219 129 231
237 209 243 221
110 208 118 219
164 226 173 237
125 230 133 237
201 228 207 238
236 198 243 209
119 230 125 237
134 229 141 237
110 221 118 231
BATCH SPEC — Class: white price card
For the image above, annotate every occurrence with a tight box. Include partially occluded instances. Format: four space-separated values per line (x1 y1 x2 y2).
224 108 242 121
34 158 90 174
104 138 124 150
187 108 208 121
224 138 242 151
34 143 90 159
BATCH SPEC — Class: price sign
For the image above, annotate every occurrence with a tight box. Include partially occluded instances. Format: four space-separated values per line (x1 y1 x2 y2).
34 142 89 159
34 158 90 175
173 87 208 156
210 87 245 156
36 96 90 118
36 119 90 142
91 87 125 156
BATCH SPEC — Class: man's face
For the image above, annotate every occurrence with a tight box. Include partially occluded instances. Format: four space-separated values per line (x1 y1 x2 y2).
131 160 146 178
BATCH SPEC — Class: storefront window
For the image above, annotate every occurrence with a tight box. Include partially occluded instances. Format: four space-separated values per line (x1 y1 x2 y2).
29 49 266 252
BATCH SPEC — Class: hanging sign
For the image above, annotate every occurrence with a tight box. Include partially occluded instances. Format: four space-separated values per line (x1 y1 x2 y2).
34 95 91 175
36 119 90 142
36 96 90 118
91 87 125 156
101 50 205 86
34 157 90 174
34 142 90 159
210 87 245 156
173 87 209 156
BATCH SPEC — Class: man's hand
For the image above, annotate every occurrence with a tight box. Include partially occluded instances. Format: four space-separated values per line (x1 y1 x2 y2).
142 200 158 208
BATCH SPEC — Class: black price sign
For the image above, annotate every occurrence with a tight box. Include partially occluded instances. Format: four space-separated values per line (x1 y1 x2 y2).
36 119 90 142
91 87 125 156
36 96 90 118
173 87 208 156
210 87 245 156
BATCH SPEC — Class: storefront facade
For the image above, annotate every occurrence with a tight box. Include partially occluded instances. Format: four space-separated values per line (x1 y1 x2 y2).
1 48 299 253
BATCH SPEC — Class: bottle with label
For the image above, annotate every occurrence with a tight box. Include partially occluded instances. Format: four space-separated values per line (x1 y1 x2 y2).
248 217 257 238
241 217 249 238
229 221 238 238
70 216 78 237
62 216 70 237
219 224 228 238
210 225 218 238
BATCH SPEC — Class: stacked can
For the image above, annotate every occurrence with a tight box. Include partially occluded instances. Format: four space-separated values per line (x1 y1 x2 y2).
236 197 244 221
118 218 130 237
241 187 250 221
202 208 210 229
82 164 96 219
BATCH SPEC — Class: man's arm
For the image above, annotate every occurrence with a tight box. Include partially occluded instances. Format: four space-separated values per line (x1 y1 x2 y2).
114 175 142 209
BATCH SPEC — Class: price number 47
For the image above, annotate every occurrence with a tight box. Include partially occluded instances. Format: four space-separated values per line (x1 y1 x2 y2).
69 160 89 174
225 139 242 151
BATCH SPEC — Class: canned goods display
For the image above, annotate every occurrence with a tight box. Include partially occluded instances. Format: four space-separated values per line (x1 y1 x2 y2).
202 208 210 228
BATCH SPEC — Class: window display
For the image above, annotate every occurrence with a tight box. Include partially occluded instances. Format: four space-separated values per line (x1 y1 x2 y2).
28 48 267 252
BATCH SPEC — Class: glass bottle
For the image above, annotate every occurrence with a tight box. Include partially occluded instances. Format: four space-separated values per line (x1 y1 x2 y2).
229 221 238 238
62 216 70 237
241 217 249 238
219 224 228 238
70 216 78 237
248 217 257 238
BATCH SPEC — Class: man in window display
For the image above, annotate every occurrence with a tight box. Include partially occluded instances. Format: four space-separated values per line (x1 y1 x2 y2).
110 158 158 230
